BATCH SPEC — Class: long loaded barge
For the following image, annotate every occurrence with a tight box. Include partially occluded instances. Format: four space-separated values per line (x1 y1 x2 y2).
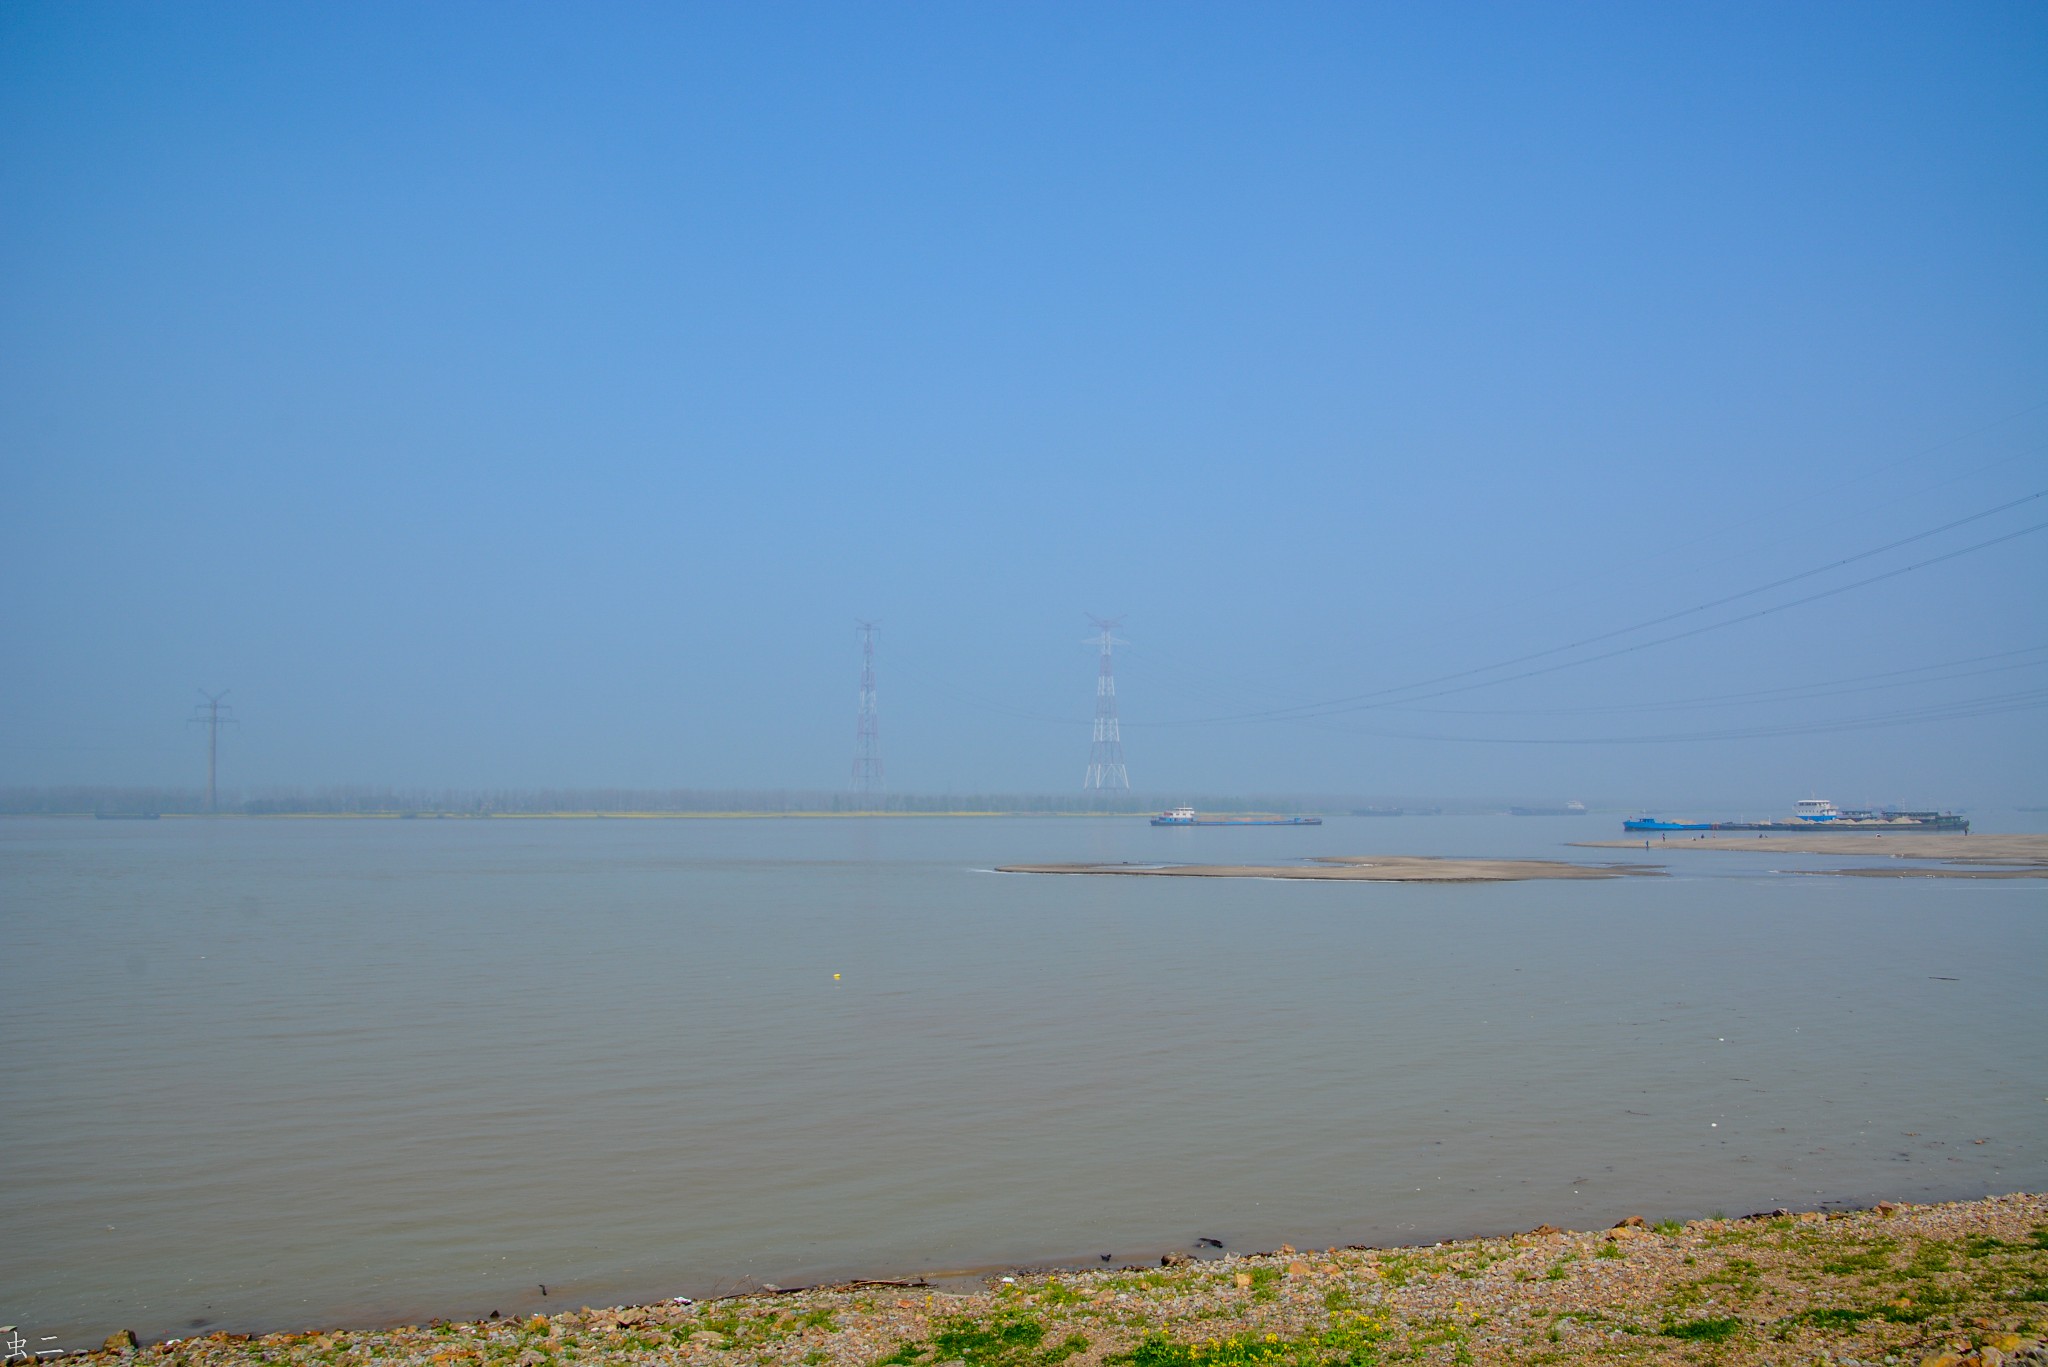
1624 798 1968 834
1151 806 1323 827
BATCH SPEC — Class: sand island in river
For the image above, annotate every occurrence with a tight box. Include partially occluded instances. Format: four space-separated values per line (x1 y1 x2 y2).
997 854 1663 882
1574 830 2048 878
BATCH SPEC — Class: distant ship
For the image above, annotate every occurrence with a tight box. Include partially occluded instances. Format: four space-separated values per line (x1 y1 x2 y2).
1624 798 1967 834
1151 806 1323 827
1510 801 1587 817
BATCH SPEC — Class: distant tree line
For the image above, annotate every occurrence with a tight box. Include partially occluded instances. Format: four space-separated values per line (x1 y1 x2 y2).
0 786 1316 816
0 786 209 815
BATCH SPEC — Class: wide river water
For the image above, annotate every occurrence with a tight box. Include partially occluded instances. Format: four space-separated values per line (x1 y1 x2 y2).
2 813 2042 1346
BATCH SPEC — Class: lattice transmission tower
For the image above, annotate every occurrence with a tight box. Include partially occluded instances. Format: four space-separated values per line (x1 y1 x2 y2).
853 621 883 801
189 690 236 813
1082 616 1129 791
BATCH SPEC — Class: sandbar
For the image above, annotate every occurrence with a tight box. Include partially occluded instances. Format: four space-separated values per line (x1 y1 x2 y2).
1575 831 2048 878
998 854 1661 882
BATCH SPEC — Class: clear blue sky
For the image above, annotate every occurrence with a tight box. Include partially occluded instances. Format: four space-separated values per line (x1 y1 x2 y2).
3 2 2044 807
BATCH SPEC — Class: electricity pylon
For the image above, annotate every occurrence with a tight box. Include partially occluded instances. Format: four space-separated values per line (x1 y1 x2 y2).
189 690 236 813
1082 616 1129 791
853 622 883 801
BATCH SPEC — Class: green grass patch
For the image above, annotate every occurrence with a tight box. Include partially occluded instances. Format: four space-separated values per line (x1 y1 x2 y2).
1113 1317 1386 1367
1243 1265 1283 1302
1908 1244 1953 1276
1103 1271 1185 1296
1660 1317 1742 1343
1821 1247 1894 1275
1673 1254 1762 1307
1788 1307 1869 1330
877 1312 1086 1367
1449 1250 1504 1280
1375 1255 1428 1289
1651 1220 1684 1237
1408 1323 1465 1353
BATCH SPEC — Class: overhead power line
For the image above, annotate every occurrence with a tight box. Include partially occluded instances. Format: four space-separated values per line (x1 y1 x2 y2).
1311 518 2048 718
1142 495 2048 728
1379 645 2048 717
1340 685 2048 747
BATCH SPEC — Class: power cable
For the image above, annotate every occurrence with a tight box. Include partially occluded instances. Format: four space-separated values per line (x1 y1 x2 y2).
1140 501 2048 726
1376 646 2048 717
1278 413 2048 696
1344 686 2048 746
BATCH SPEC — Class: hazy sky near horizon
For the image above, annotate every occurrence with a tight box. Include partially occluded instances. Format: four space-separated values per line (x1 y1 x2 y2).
3 2 2045 806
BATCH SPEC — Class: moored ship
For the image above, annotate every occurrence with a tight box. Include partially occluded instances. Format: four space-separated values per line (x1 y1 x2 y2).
1624 798 1967 834
1151 806 1323 827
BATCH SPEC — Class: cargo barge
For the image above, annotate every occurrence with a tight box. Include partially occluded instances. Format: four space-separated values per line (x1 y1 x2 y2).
1151 806 1323 827
1624 798 1967 834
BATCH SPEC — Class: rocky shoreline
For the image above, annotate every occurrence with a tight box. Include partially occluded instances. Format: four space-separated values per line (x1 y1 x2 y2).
71 1194 2047 1367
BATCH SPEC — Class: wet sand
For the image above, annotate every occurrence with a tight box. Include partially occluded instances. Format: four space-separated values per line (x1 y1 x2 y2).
999 855 1662 882
1576 831 2048 878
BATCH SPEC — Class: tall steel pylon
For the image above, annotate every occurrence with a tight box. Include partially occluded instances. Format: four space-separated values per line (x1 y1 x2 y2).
1083 616 1129 791
189 690 236 813
853 621 883 801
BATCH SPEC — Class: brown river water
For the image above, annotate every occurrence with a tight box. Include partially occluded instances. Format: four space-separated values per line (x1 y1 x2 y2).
2 814 2041 1347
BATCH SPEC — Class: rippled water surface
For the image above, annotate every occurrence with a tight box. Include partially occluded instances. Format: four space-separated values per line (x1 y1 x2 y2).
3 814 2042 1344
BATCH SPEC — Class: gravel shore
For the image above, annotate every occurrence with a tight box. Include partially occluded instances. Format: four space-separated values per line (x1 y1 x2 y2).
79 1194 2046 1367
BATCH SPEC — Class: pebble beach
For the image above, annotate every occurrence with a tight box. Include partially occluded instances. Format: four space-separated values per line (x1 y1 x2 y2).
79 1194 2047 1367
